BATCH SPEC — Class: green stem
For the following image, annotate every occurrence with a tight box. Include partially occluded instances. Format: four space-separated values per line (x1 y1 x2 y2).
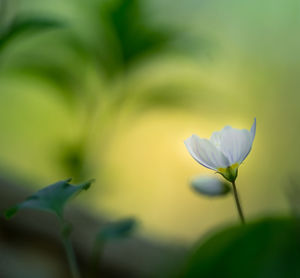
62 237 80 278
60 220 81 278
231 181 245 224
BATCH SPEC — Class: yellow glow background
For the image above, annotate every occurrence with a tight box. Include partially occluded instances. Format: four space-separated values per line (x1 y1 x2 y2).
0 0 299 243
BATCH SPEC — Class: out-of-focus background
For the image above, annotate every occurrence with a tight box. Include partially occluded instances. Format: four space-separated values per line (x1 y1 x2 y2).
0 0 300 277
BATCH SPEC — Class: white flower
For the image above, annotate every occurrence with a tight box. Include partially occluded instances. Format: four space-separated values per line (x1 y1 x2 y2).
191 175 230 197
184 118 256 182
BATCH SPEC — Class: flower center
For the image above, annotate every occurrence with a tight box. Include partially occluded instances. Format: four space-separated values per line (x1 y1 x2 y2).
217 163 239 182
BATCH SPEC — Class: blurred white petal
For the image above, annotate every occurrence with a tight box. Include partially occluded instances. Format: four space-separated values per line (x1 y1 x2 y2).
191 175 230 197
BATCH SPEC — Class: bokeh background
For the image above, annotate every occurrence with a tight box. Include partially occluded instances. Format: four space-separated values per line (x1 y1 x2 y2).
0 0 299 277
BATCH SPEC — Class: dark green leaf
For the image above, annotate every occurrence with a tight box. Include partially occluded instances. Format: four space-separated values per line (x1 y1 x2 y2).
178 217 300 278
58 141 88 181
4 178 94 219
0 16 63 51
98 0 175 76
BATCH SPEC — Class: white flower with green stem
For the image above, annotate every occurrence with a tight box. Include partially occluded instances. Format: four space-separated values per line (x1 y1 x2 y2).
185 118 256 224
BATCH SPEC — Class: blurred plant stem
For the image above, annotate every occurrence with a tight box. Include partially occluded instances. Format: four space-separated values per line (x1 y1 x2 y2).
231 181 245 224
68 74 129 182
90 239 105 277
60 219 81 278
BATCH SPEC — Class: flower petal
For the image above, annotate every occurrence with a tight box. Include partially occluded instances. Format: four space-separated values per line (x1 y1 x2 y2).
218 127 252 165
215 119 256 165
210 131 222 150
184 135 230 170
250 118 256 143
239 118 256 163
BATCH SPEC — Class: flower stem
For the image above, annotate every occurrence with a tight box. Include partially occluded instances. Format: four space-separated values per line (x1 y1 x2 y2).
60 220 81 278
62 236 80 278
231 181 245 224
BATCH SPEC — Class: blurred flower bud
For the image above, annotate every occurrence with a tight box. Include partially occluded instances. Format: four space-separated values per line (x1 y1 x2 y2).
190 175 231 197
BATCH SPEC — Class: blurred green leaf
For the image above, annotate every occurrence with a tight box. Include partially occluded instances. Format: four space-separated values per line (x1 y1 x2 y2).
59 141 88 181
16 61 84 103
178 217 300 278
96 218 137 241
4 178 93 219
132 84 200 115
286 177 300 217
0 16 63 51
90 218 137 274
139 86 189 108
98 0 175 76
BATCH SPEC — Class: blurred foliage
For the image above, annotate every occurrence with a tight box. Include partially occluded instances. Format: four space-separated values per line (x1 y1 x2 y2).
4 178 93 219
1 0 178 96
96 217 137 240
0 0 197 181
0 0 62 54
0 0 196 181
0 17 62 52
97 0 174 77
286 178 300 218
58 141 89 182
90 218 137 276
0 0 298 248
178 217 300 278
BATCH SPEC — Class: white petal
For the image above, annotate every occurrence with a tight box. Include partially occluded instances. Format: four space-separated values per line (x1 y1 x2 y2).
214 119 256 165
218 127 251 164
184 135 230 170
250 118 256 143
210 131 222 150
238 118 256 163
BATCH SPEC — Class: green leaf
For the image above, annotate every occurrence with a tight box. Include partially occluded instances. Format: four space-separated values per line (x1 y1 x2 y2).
98 0 175 76
59 141 87 181
0 16 63 51
4 178 94 219
4 206 18 219
97 218 137 241
178 217 300 278
106 0 171 63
